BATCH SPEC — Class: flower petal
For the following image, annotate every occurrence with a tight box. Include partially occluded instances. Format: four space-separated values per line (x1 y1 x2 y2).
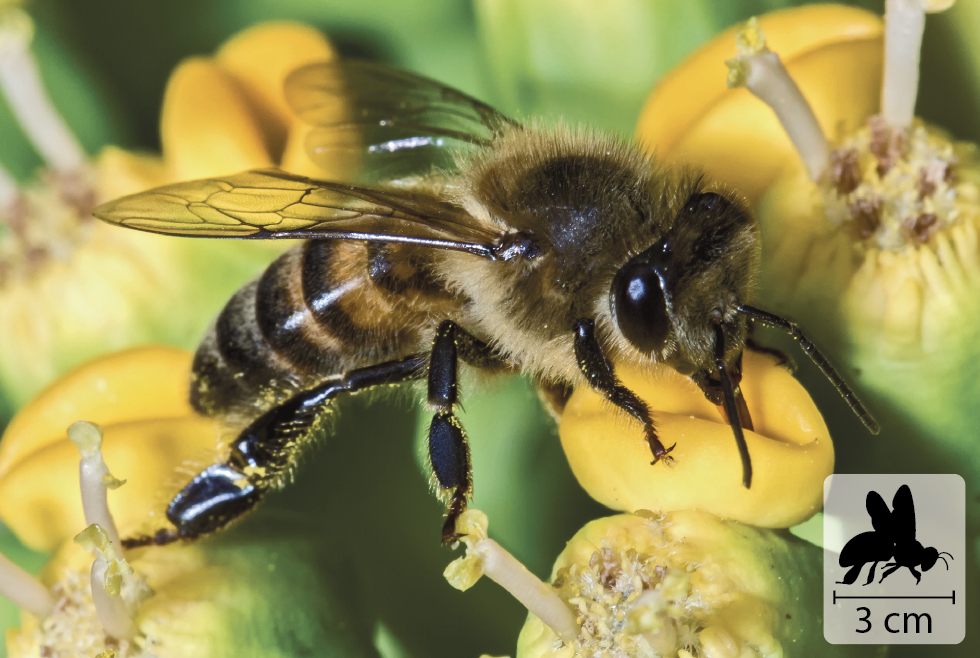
559 350 832 528
637 5 883 202
215 21 337 164
0 346 194 481
95 146 169 199
161 58 273 180
0 346 221 551
0 416 219 552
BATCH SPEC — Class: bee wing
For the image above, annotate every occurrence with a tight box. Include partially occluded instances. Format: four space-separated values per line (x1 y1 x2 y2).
890 484 916 541
92 169 504 258
866 490 892 532
285 61 520 183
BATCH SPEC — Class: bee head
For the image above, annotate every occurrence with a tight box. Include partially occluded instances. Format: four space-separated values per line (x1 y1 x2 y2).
610 190 759 369
920 547 940 571
920 547 953 572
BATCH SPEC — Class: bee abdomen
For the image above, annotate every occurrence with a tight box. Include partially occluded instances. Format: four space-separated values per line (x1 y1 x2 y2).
192 239 455 418
191 273 305 416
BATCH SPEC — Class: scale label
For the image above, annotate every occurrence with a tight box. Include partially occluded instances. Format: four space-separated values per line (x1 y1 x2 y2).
824 474 965 644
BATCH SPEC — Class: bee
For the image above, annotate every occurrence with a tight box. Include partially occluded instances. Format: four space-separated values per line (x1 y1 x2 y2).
94 61 878 546
837 484 952 586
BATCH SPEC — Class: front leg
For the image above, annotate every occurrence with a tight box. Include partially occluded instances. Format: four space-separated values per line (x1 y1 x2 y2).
427 320 501 543
573 319 674 465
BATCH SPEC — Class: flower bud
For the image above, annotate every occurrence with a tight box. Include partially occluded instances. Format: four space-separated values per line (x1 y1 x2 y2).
516 511 864 658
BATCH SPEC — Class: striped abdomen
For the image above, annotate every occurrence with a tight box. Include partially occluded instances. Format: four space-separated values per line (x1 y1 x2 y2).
191 239 459 418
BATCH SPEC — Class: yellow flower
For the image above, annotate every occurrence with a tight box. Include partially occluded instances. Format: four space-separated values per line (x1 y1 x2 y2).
559 350 832 528
5 521 379 658
636 4 883 205
638 3 980 525
106 20 344 190
450 510 862 658
0 20 341 410
0 350 380 657
0 346 217 552
632 10 980 656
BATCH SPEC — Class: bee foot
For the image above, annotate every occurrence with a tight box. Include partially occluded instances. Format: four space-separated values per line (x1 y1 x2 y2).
120 527 180 549
649 441 677 466
441 523 467 545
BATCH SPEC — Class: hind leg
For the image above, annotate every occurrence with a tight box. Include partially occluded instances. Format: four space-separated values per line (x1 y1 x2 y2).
837 564 865 585
123 354 427 547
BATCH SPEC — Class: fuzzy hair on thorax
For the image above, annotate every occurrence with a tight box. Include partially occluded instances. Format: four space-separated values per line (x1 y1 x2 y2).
434 123 759 384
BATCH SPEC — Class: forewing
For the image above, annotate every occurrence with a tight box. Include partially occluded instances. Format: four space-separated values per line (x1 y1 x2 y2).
891 484 916 541
92 169 503 257
285 61 519 182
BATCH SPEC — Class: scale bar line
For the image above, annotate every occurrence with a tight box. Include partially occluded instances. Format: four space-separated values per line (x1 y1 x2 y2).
832 591 955 604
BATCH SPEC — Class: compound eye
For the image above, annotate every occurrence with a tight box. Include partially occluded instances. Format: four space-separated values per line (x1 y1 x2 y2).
611 246 671 354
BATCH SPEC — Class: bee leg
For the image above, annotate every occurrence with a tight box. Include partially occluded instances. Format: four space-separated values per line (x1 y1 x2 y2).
455 325 509 371
878 563 901 583
122 354 428 548
839 565 863 585
572 319 675 465
864 561 879 585
427 320 480 544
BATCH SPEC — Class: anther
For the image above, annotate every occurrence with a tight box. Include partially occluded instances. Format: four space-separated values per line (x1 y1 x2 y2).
444 511 578 644
74 524 138 640
68 421 125 551
726 17 829 181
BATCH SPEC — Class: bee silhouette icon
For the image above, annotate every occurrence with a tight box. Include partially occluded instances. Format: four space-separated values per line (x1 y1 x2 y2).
837 484 953 586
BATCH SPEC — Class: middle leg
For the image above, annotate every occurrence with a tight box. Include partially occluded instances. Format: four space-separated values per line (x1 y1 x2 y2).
426 320 504 543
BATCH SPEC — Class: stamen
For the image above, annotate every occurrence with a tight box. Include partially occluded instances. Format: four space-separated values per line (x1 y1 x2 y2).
881 0 955 130
74 524 137 640
68 421 126 550
0 550 53 618
0 8 86 173
726 18 829 180
444 511 578 644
